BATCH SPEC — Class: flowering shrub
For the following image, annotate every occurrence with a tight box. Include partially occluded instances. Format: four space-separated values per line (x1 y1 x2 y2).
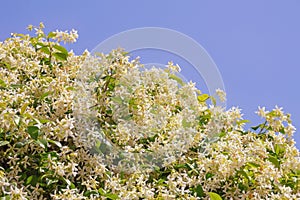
0 23 299 199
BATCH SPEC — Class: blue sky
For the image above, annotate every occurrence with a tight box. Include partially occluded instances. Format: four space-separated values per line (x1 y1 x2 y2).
1 1 300 149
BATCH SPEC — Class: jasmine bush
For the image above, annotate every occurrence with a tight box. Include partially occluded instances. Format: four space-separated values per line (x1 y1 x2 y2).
0 23 299 199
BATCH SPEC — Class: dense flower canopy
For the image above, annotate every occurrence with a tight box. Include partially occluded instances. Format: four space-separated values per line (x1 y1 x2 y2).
0 23 299 199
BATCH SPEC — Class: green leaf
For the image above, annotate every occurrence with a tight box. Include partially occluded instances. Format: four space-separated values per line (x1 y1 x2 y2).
198 94 210 102
27 126 39 140
26 175 37 186
208 192 222 200
105 193 119 200
194 185 204 197
0 195 11 200
48 139 62 148
95 139 101 149
0 79 6 88
246 162 260 168
237 169 250 181
0 62 11 70
211 96 217 106
53 52 68 61
36 139 48 149
40 91 51 100
40 46 51 55
0 141 9 147
169 74 184 86
218 131 226 138
10 84 23 89
174 163 188 170
47 32 57 39
39 119 50 124
111 96 123 104
35 42 46 48
98 188 106 195
26 175 33 185
268 155 280 168
182 119 191 128
274 144 285 156
205 172 214 180
53 45 68 55
66 86 75 91
20 102 30 115
236 120 250 125
62 177 71 186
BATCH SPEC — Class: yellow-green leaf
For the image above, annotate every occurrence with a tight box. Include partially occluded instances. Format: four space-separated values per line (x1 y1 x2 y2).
20 102 30 115
53 45 68 55
53 52 67 61
198 94 210 102
169 74 184 86
208 192 222 200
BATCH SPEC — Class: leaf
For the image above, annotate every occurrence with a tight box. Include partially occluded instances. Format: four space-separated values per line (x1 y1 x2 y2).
205 172 214 180
20 102 30 114
0 62 11 70
70 182 76 189
35 42 46 48
211 96 217 106
48 139 62 148
198 94 210 102
26 175 37 186
53 45 68 55
0 141 9 147
47 32 57 39
174 164 188 170
13 116 21 127
182 119 191 128
10 84 23 89
98 188 105 195
39 119 50 124
36 139 48 149
236 120 250 125
246 162 260 168
53 52 68 61
104 193 119 200
66 86 75 91
237 169 250 181
111 96 123 104
40 46 51 55
0 195 11 200
25 175 33 185
169 74 184 86
0 79 6 88
95 139 101 149
40 91 51 100
27 126 39 140
274 144 285 156
194 185 204 197
218 131 226 138
62 177 71 186
208 192 222 200
268 155 280 168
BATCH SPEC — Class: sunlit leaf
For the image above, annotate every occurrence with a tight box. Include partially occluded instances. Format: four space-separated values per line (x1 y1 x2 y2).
198 94 210 102
169 74 184 86
208 192 222 200
53 45 68 55
47 32 57 39
53 52 67 61
0 141 9 147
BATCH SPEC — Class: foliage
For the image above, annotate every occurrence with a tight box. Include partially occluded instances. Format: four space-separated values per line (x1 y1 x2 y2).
0 23 299 199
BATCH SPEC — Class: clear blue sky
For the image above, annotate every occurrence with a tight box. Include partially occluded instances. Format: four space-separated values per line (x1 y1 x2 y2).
1 1 300 149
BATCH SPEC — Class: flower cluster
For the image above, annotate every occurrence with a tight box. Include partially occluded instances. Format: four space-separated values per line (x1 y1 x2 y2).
0 24 299 199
